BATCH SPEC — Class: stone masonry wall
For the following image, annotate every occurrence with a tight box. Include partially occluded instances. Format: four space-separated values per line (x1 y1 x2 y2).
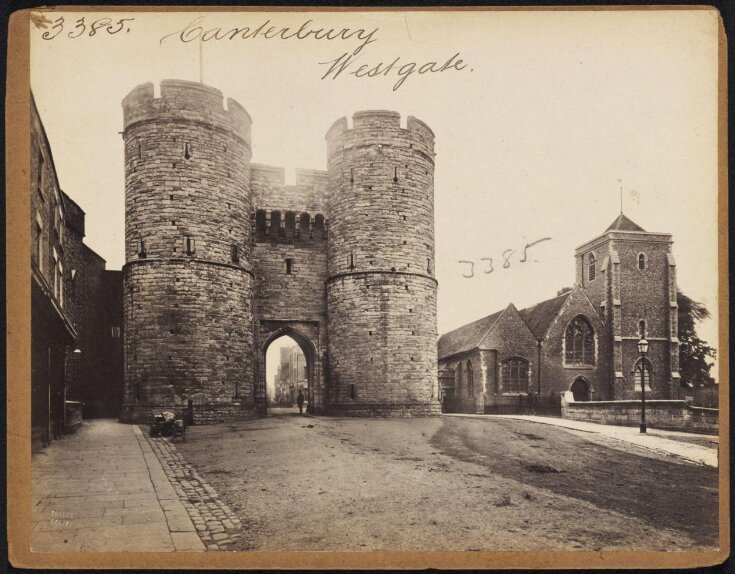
327 273 439 414
121 81 255 424
122 261 254 423
539 287 611 400
561 396 718 435
481 305 539 399
250 164 329 413
614 236 674 399
326 111 439 415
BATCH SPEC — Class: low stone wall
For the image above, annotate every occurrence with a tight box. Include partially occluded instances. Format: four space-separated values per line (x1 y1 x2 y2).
326 402 442 417
561 392 718 435
120 403 257 425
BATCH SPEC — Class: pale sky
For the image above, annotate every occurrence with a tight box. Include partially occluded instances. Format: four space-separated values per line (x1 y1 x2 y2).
30 9 721 372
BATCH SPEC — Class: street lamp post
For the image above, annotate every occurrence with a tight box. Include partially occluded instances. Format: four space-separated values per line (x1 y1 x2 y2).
637 337 649 434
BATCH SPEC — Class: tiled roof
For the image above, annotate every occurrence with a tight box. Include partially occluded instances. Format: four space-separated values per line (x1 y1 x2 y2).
438 309 504 359
605 213 646 232
518 292 571 340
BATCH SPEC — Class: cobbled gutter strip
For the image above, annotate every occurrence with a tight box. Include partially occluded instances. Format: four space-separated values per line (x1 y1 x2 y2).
142 430 242 551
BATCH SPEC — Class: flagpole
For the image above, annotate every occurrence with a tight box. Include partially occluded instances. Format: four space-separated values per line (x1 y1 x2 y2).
199 36 203 84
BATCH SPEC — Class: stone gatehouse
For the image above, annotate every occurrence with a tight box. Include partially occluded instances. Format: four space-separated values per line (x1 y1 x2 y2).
120 79 440 423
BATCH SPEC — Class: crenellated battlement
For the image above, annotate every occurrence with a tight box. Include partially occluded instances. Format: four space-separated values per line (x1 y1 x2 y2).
122 80 252 146
326 110 435 160
122 78 438 421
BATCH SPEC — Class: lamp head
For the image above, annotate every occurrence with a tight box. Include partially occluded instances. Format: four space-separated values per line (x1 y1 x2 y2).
73 347 82 354
637 338 649 355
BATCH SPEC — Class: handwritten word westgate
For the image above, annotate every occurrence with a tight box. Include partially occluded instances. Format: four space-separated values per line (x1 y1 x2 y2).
160 16 378 56
159 16 470 91
319 52 467 92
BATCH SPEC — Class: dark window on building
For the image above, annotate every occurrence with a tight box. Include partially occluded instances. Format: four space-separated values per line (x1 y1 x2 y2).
271 211 282 239
638 253 647 270
348 253 355 270
138 239 147 259
255 210 267 241
134 382 141 401
501 358 529 394
299 213 310 239
466 360 474 398
185 236 195 256
34 216 43 271
588 253 596 281
285 258 293 274
111 326 121 338
313 214 325 240
231 244 239 263
564 316 595 365
638 319 647 338
284 211 296 240
427 257 432 274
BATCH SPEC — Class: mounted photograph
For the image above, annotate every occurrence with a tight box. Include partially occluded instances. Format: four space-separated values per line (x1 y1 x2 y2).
8 6 727 570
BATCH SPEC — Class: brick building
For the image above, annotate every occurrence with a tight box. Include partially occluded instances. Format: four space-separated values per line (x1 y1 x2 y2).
120 80 440 423
438 214 679 413
31 95 124 447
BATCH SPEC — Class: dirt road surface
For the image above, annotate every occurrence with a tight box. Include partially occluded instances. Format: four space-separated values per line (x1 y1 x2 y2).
177 414 718 552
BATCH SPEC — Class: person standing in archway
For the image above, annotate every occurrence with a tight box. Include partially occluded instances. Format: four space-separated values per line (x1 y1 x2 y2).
297 390 305 414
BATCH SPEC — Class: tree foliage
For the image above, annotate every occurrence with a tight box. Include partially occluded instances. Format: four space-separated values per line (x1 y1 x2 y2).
677 290 716 387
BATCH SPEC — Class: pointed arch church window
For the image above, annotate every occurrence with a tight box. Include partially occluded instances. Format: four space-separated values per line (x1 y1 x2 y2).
564 316 595 366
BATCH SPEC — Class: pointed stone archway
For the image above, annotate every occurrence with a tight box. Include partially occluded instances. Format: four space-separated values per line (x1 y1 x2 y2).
570 377 592 402
256 321 322 416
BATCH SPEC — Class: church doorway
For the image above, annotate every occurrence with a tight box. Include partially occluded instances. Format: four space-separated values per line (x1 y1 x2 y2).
262 330 314 416
570 377 591 402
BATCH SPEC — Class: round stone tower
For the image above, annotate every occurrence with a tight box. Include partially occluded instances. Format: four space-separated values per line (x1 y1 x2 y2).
120 80 255 424
325 111 440 415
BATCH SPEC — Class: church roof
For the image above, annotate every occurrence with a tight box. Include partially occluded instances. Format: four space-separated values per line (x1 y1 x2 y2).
605 213 646 232
518 291 571 340
438 309 505 359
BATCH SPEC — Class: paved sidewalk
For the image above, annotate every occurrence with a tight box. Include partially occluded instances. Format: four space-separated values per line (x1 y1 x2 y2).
31 419 205 552
445 414 719 468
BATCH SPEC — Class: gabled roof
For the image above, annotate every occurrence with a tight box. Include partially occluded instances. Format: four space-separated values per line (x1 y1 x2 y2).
518 291 571 340
605 213 646 232
438 309 505 359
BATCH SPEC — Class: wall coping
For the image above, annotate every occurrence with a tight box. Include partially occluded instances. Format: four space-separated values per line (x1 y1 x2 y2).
565 399 719 414
567 400 689 407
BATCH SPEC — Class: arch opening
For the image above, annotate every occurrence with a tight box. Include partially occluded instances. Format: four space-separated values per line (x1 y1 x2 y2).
263 331 315 416
570 377 591 402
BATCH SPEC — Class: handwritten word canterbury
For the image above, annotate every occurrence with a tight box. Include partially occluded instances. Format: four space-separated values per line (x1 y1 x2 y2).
37 15 134 39
458 238 551 278
158 16 470 92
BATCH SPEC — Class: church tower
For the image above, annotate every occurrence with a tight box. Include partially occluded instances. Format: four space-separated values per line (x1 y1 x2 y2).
575 214 679 399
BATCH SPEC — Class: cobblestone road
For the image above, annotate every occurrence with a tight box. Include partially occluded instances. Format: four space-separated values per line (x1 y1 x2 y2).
144 433 242 550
